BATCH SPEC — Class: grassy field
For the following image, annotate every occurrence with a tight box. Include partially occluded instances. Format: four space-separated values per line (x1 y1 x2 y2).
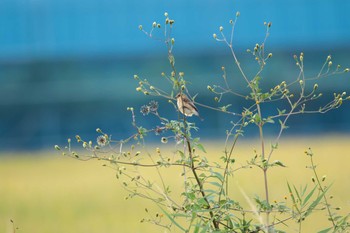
1 136 349 233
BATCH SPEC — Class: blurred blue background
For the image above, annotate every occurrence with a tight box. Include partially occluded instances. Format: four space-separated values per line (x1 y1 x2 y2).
0 0 349 150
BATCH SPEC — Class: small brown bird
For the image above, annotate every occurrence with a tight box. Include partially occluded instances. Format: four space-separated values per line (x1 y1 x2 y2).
176 93 202 119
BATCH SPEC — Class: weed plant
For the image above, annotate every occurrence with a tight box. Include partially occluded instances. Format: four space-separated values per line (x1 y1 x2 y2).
55 12 350 232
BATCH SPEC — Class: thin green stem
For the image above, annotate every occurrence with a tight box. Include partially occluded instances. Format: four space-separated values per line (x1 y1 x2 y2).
219 118 245 202
309 153 336 227
256 103 271 231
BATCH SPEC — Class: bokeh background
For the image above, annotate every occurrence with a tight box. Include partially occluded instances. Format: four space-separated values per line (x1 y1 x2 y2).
1 0 350 233
0 0 349 150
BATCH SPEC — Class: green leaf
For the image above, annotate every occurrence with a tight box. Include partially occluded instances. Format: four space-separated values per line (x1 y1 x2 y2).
158 205 186 232
293 185 302 203
203 189 220 196
277 108 286 115
172 213 190 218
193 223 200 233
253 114 261 124
271 142 278 149
196 143 207 153
317 227 332 233
200 223 210 233
304 185 331 218
177 150 185 159
208 181 223 188
302 185 308 196
197 198 209 208
226 215 234 229
302 185 317 206
221 104 232 112
287 182 299 212
184 192 196 200
265 117 275 124
210 171 224 182
278 119 283 126
273 160 286 167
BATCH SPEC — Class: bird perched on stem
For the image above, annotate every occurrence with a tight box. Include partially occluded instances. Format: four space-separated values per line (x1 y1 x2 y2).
176 93 203 120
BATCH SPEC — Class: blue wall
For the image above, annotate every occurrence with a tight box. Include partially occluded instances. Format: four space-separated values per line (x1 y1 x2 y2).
0 0 349 60
0 0 349 150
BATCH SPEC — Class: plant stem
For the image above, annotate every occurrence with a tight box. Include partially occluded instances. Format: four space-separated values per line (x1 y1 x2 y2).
171 42 219 229
184 134 220 230
257 103 271 231
219 120 245 202
309 153 336 227
263 168 270 231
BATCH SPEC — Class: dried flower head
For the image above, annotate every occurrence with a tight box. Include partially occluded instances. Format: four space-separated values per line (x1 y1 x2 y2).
154 126 164 135
140 105 150 116
148 100 159 112
97 135 108 147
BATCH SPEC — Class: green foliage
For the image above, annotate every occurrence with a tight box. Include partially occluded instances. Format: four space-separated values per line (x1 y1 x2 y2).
55 11 350 232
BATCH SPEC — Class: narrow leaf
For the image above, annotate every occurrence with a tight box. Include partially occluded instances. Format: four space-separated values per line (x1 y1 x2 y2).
303 185 317 206
317 227 332 233
304 185 331 218
293 185 302 203
196 143 207 153
158 206 186 232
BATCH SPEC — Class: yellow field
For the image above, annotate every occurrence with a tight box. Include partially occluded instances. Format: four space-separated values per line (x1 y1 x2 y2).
1 136 349 233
